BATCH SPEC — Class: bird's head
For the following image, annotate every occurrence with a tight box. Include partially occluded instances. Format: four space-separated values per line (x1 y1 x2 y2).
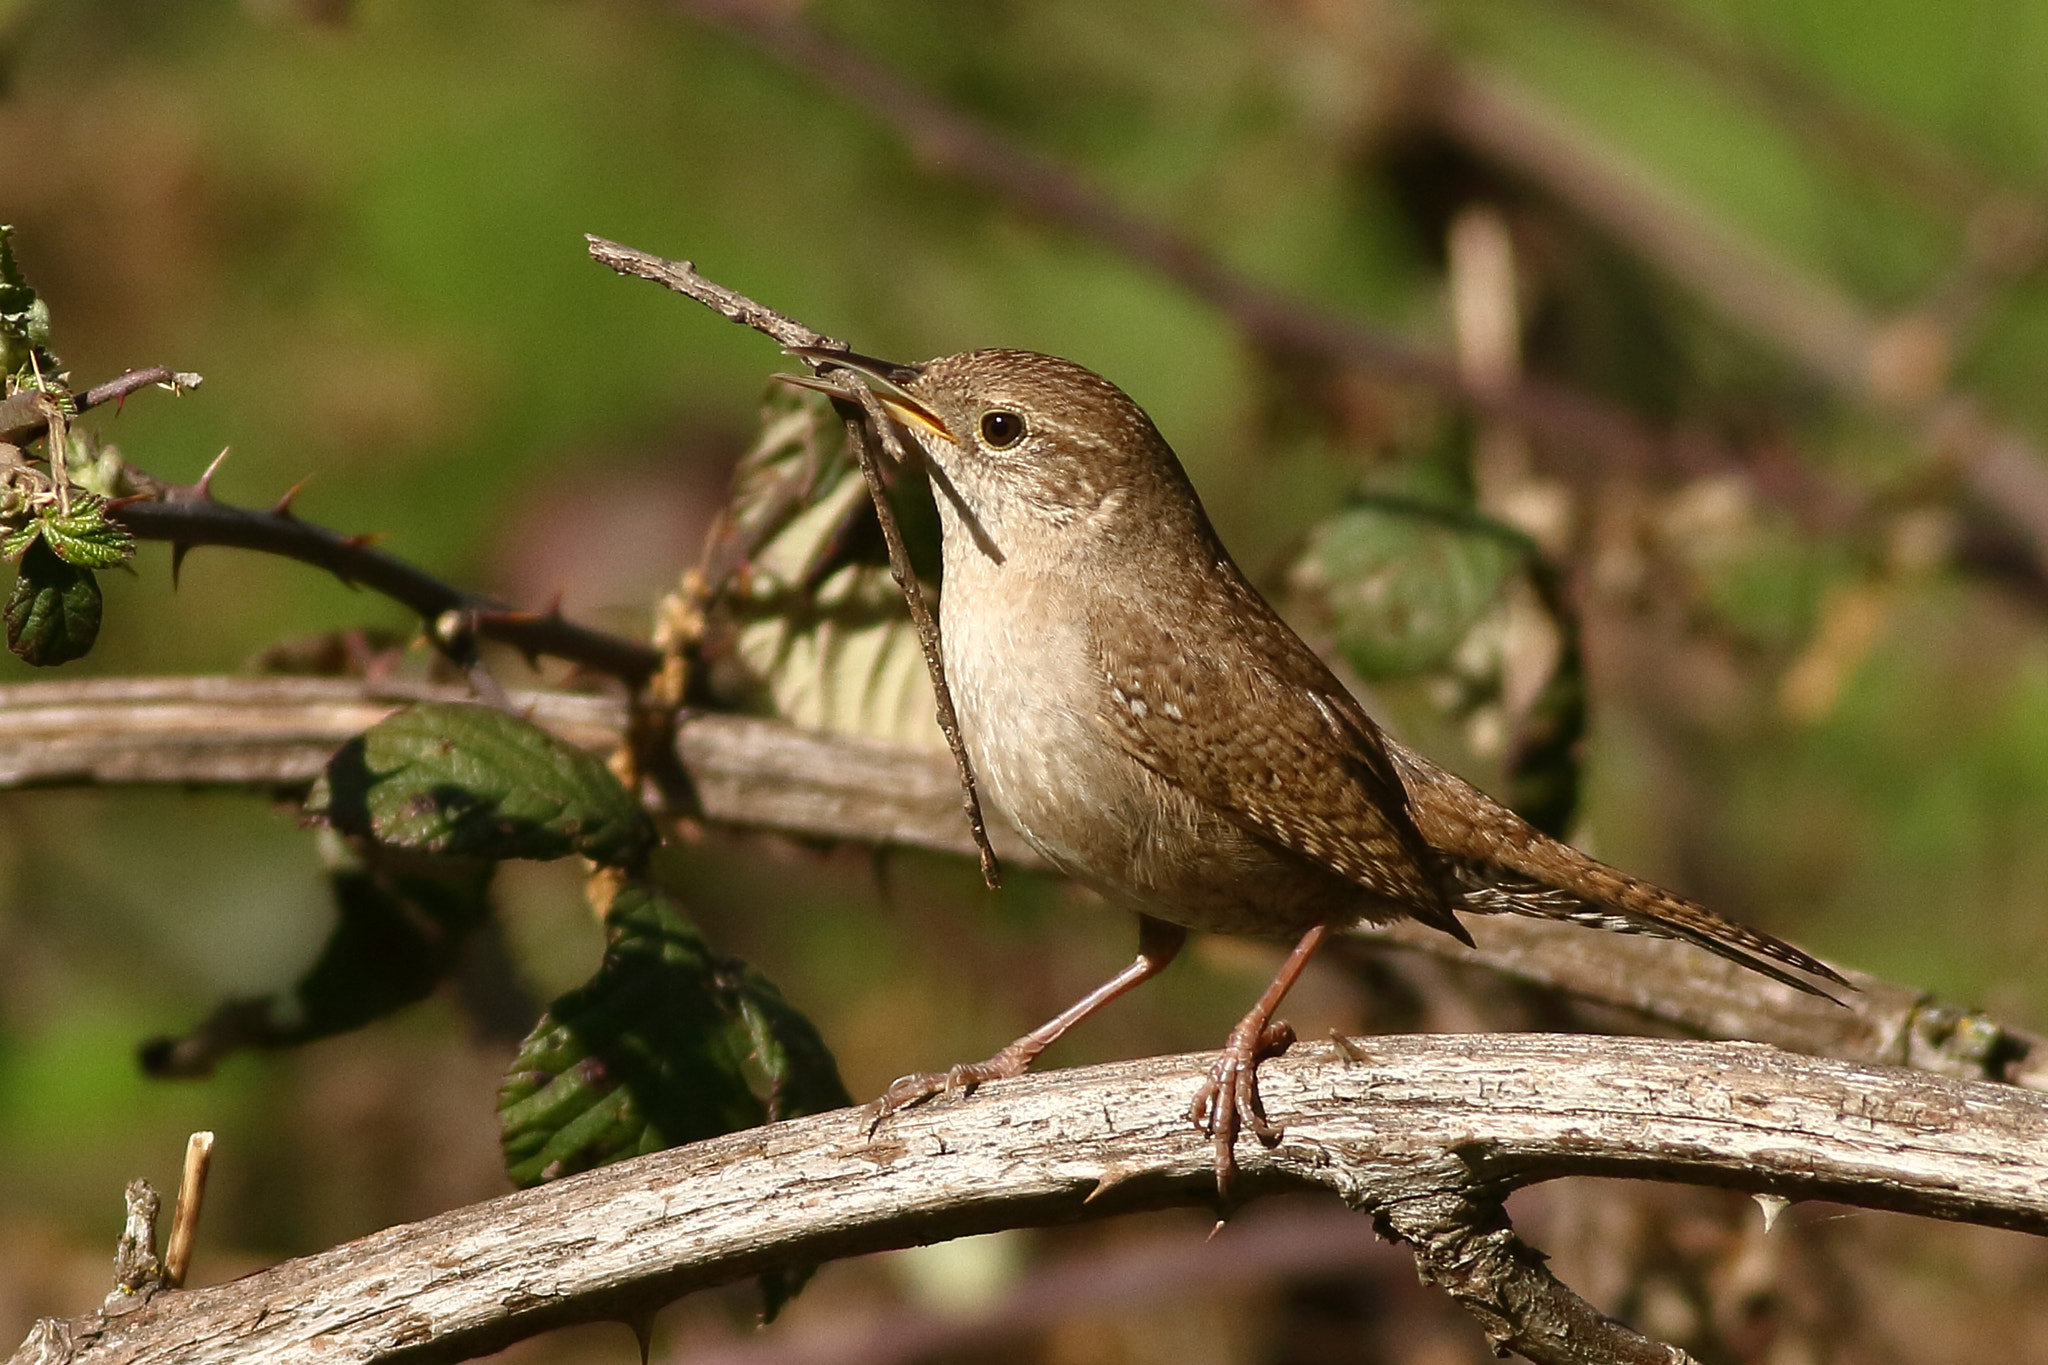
786 347 1206 568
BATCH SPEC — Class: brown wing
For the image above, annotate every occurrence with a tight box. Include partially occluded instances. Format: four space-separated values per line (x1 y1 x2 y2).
1086 576 1466 940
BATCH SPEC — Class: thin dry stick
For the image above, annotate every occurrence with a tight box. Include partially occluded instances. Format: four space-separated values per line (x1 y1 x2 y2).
163 1131 214 1291
584 236 834 350
585 234 1002 887
843 377 1000 886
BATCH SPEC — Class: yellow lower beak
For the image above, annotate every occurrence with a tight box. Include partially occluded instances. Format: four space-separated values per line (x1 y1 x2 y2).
781 347 953 441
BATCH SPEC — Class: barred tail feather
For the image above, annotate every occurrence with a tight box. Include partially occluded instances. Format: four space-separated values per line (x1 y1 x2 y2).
1382 737 1849 1000
1450 867 1848 1001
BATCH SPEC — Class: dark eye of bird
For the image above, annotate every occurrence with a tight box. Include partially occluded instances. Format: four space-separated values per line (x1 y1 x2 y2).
979 409 1026 448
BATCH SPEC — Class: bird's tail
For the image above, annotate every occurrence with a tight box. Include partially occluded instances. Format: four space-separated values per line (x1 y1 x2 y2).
1384 739 1848 999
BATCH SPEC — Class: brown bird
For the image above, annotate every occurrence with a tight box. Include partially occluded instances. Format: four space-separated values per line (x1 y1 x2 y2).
788 347 1845 1194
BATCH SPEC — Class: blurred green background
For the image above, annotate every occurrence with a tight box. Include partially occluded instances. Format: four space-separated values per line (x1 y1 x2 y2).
3 0 2048 1361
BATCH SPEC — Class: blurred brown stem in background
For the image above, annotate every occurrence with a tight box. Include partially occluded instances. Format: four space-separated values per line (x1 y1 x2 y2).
678 0 2048 603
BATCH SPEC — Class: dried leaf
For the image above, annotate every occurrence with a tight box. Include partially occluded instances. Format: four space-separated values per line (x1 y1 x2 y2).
705 391 943 748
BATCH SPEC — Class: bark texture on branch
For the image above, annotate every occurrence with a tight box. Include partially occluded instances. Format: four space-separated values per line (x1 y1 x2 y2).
0 675 2034 1092
11 1035 2047 1365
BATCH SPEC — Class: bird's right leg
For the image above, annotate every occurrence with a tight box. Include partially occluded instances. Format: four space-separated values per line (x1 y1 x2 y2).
1190 922 1329 1198
869 915 1187 1126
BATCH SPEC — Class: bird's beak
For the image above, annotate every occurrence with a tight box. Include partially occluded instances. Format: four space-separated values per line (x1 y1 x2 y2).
780 347 953 441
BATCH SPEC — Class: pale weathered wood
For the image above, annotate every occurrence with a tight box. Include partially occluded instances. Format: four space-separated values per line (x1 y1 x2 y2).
0 675 2034 1089
0 676 1038 860
7 678 2045 1363
10 1035 2046 1365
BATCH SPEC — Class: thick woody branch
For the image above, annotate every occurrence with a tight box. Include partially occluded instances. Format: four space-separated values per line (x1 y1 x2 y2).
109 494 660 686
0 675 2036 1092
12 1036 2046 1365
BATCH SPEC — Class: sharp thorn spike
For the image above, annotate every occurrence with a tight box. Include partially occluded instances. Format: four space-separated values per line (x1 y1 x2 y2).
1084 1162 1141 1205
271 475 312 517
170 543 192 587
197 447 230 499
624 1310 656 1365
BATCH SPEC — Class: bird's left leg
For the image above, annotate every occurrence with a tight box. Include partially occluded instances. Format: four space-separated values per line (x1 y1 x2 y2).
1190 923 1329 1197
870 915 1187 1124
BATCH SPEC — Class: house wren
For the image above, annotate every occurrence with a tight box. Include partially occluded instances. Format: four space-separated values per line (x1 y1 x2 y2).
788 347 1844 1193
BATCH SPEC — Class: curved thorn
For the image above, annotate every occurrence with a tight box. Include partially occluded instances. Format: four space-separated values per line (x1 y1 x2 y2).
170 543 192 587
271 476 312 518
196 447 230 500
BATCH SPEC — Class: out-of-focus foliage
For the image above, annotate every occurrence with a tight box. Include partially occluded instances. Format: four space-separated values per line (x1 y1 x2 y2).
139 839 496 1078
3 0 2048 1360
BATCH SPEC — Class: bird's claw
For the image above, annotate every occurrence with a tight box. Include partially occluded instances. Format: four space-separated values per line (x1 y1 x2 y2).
1189 1018 1298 1198
864 1052 1029 1136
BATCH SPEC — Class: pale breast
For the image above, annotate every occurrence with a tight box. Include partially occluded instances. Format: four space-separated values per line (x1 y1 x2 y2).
939 564 1357 939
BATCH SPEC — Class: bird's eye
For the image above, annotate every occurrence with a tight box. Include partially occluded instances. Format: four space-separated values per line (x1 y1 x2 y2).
979 409 1026 448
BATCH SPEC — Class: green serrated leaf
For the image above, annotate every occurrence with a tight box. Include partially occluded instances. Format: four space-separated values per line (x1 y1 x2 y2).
0 225 56 381
498 878 850 1188
0 522 37 561
306 702 657 869
36 492 135 568
5 539 99 665
139 847 496 1077
1289 496 1523 680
